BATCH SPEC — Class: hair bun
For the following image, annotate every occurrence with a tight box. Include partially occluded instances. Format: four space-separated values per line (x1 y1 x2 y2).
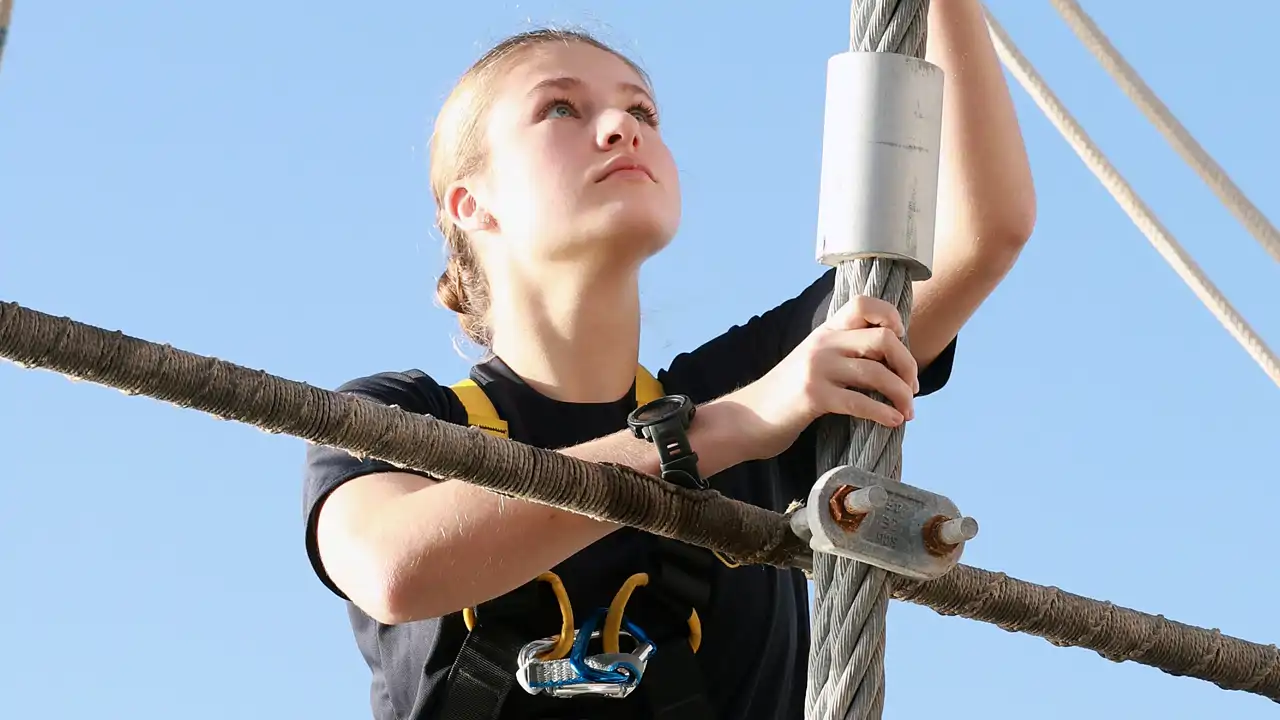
435 255 469 315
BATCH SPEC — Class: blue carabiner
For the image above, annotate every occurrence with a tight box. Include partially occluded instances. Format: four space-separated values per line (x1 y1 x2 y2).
567 608 652 684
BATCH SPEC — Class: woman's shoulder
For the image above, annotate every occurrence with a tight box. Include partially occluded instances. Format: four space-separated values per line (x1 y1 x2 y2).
301 366 468 520
330 368 464 420
658 269 837 402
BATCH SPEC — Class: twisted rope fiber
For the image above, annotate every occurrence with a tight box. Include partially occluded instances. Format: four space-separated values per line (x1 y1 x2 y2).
893 567 1280 698
1 301 1279 700
984 10 1280 390
806 2 928 719
1048 0 1280 266
0 302 804 569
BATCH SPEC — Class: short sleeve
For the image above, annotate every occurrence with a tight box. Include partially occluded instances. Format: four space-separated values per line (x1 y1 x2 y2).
659 269 837 403
916 333 956 397
659 268 958 403
301 369 464 599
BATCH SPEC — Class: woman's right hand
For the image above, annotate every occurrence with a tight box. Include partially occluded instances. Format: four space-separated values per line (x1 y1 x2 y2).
730 295 920 461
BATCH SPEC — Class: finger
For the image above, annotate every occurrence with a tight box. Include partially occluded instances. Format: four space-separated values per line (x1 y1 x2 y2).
829 356 915 419
828 296 906 338
832 387 905 428
827 327 920 395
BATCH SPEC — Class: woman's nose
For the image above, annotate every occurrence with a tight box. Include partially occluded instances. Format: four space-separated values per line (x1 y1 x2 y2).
596 109 642 151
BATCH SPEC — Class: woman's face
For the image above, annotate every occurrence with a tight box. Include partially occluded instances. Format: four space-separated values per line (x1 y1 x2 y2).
463 41 681 274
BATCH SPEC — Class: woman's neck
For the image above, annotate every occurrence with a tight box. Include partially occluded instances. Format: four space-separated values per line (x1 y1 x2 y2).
487 262 642 403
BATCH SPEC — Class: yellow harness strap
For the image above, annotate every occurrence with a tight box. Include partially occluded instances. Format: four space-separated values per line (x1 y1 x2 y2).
451 366 664 439
449 379 509 438
633 366 664 407
450 366 739 570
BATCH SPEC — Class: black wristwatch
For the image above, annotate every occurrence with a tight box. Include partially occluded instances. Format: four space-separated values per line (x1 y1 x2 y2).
627 394 706 490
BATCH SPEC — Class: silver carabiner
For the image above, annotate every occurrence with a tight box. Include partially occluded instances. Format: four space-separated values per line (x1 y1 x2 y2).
516 629 654 699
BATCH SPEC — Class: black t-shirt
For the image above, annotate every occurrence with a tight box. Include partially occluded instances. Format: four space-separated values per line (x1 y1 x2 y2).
302 268 957 720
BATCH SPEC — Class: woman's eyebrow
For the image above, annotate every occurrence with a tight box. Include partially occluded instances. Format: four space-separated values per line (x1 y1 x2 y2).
526 76 655 105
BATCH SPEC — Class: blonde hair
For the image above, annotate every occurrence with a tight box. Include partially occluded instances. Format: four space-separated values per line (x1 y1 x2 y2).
428 28 651 347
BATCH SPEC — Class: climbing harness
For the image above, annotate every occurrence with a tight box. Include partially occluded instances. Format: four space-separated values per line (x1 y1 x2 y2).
434 368 719 719
453 366 738 575
463 572 576 662
449 366 664 441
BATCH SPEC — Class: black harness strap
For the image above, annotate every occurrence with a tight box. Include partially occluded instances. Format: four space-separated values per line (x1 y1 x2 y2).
435 626 523 720
434 580 564 720
624 538 717 720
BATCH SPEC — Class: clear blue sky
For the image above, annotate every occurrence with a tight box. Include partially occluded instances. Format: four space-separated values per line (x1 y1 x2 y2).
2 1 1277 718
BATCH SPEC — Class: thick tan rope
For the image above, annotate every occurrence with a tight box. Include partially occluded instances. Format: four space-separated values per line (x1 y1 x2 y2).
1 299 1277 702
1048 0 1280 266
895 566 1280 698
0 300 804 569
984 9 1280 390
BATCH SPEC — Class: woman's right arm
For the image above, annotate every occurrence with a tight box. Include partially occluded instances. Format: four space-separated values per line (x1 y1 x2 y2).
313 392 757 626
313 295 916 626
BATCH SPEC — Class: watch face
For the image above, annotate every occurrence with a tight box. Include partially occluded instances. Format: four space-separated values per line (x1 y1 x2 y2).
633 396 682 424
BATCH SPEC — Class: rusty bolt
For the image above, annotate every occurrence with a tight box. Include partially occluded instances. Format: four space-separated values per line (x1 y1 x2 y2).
923 514 979 556
828 484 887 532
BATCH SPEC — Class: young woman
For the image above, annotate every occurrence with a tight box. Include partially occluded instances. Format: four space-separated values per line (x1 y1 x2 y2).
302 1 1035 718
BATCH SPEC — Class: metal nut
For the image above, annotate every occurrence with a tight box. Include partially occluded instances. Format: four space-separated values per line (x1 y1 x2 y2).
828 484 887 532
923 514 979 556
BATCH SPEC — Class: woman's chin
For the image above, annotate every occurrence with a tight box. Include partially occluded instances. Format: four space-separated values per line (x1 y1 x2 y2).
604 218 675 259
591 202 678 244
537 204 678 266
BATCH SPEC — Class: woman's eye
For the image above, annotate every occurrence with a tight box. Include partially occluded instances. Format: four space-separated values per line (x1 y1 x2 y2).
548 102 575 119
628 104 659 126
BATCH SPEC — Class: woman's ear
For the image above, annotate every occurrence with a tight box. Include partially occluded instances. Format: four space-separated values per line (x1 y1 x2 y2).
445 182 495 233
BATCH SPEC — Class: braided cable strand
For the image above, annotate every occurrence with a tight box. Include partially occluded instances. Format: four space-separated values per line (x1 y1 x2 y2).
809 264 912 720
806 3 929 719
1048 0 1280 266
984 10 1280 390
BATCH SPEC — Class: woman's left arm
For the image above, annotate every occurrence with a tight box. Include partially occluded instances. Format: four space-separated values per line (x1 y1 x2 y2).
908 0 1038 368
